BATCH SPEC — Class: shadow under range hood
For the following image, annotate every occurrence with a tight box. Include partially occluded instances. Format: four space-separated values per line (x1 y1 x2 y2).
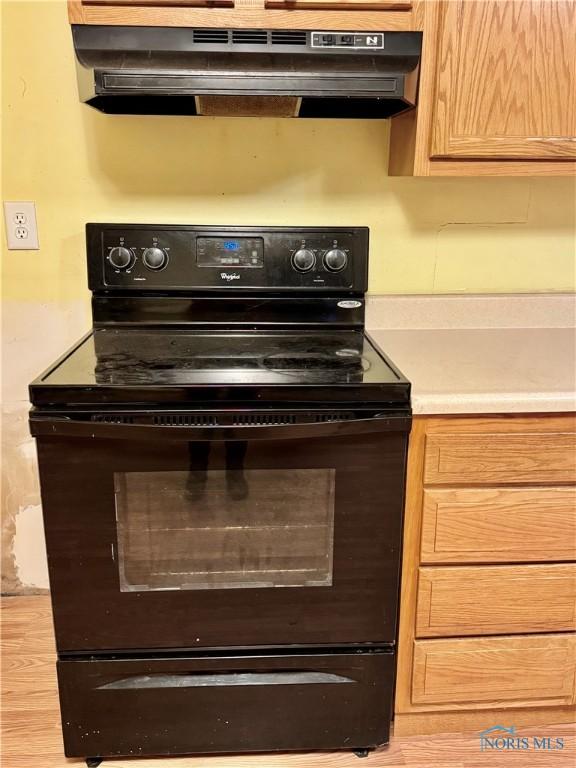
72 26 422 119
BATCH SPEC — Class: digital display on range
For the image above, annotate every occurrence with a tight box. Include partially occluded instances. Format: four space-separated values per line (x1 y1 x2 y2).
197 237 264 268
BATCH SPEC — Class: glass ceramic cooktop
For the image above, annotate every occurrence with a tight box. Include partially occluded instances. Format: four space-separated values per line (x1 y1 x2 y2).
40 328 403 387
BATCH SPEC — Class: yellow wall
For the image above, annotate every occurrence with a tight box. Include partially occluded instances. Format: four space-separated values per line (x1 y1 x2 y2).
1 1 575 591
3 1 576 304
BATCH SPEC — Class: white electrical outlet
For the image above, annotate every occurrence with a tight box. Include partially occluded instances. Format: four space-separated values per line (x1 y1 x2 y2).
4 201 39 250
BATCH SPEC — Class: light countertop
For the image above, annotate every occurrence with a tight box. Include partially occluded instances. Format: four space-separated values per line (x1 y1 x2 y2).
366 294 576 415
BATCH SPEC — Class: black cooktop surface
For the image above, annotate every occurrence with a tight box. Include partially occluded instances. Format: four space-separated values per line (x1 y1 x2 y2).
30 328 410 407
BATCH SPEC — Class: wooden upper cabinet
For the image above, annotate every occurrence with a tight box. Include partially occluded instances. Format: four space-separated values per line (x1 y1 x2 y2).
81 0 411 6
83 1 230 5
264 0 411 9
69 0 234 19
431 0 576 160
69 0 414 26
81 0 412 8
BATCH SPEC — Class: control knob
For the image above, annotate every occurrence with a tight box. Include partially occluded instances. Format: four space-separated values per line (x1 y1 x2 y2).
108 246 134 270
323 248 348 272
143 247 168 270
292 248 315 273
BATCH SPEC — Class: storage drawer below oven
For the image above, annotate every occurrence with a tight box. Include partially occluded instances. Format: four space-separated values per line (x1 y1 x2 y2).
57 650 395 758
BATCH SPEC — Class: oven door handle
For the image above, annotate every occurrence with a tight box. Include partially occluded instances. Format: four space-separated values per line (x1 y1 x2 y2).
29 413 411 441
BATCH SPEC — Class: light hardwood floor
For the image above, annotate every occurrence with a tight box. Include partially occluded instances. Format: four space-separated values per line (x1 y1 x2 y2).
2 596 575 768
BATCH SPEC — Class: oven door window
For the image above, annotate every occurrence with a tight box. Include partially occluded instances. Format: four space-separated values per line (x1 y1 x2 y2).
115 458 335 592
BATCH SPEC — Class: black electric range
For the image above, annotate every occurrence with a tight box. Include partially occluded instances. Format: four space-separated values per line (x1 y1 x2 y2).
30 224 411 765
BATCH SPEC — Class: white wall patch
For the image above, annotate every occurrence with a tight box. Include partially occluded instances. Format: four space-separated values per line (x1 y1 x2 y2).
13 504 49 590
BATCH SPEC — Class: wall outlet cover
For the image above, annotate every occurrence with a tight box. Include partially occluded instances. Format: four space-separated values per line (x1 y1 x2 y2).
4 201 39 250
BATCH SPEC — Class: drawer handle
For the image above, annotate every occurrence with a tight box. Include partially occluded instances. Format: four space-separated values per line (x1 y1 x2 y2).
98 671 355 690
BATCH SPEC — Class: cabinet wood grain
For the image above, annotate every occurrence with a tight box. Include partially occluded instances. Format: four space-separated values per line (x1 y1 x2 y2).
394 705 576 736
68 0 413 28
424 431 576 486
420 486 576 563
83 0 232 6
412 634 576 708
431 0 576 159
265 0 410 8
395 418 427 714
426 159 576 176
416 564 576 637
84 0 412 7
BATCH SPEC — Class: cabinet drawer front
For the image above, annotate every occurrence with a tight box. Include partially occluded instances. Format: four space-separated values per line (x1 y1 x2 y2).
416 565 576 637
412 635 576 707
424 432 576 485
421 487 576 564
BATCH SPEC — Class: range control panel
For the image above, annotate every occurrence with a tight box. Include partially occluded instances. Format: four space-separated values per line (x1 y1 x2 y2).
196 237 264 269
87 225 369 292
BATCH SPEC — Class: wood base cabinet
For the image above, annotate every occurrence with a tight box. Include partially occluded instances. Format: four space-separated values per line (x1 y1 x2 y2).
395 414 576 735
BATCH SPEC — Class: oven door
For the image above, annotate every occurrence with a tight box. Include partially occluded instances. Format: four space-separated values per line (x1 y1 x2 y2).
31 409 410 653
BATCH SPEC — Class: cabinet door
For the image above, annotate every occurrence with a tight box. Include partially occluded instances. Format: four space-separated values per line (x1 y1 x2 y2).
432 0 576 159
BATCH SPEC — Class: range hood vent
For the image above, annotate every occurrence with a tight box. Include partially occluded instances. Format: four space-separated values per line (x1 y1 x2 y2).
232 29 268 44
192 29 229 44
73 26 422 119
271 30 308 46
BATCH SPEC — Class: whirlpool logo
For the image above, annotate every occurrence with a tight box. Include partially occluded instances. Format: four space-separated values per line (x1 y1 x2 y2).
220 272 241 281
479 725 565 752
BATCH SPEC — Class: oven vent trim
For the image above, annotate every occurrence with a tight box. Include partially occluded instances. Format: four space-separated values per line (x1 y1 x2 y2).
233 413 297 426
152 413 219 427
89 411 358 427
314 413 354 423
91 414 135 424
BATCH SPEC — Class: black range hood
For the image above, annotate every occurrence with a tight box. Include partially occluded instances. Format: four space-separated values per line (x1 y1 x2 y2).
72 26 422 119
